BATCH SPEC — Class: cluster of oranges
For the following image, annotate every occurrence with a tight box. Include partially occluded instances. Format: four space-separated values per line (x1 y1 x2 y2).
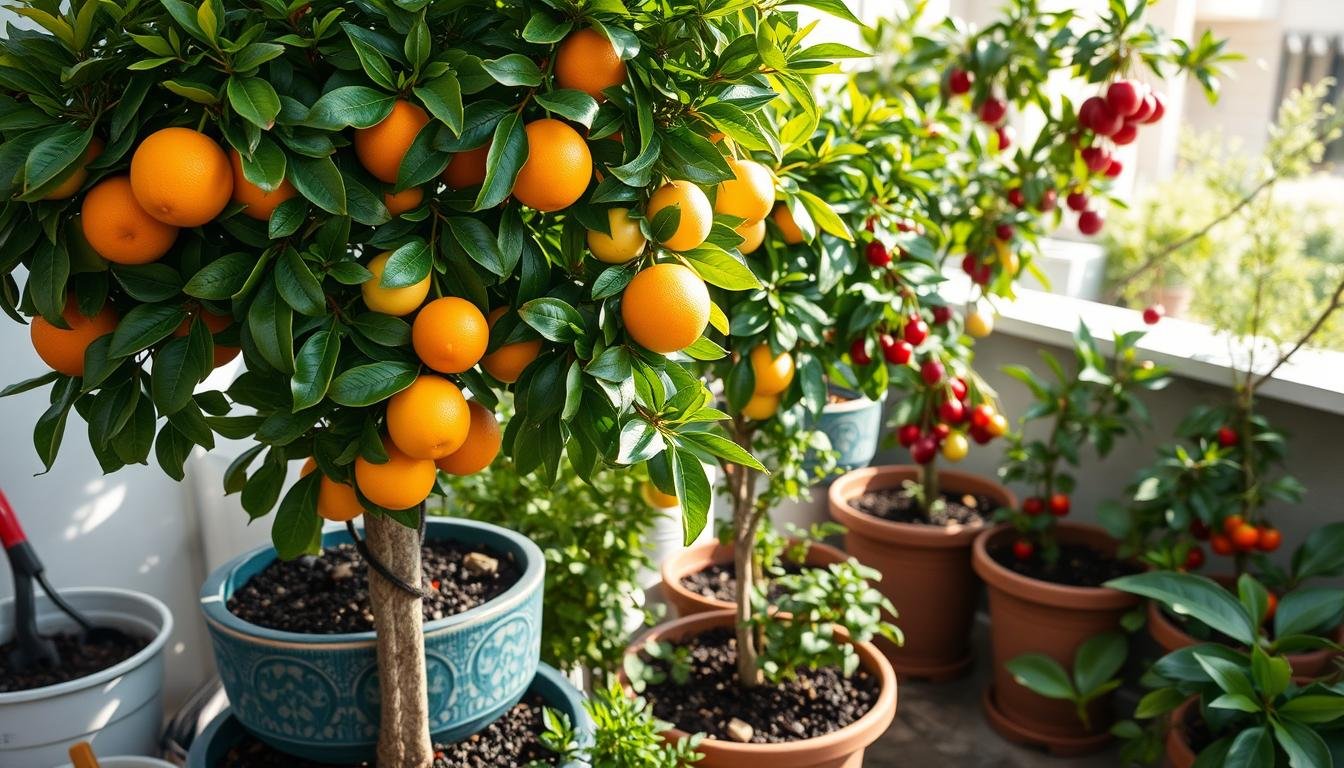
741 344 794 421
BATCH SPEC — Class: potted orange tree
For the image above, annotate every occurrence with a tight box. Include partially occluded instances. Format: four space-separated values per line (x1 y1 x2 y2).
0 0 852 765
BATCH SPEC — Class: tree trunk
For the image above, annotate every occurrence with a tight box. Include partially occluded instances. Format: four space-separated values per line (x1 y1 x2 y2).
365 513 433 768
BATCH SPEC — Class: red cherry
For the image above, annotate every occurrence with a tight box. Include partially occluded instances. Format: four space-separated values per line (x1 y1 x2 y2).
949 68 973 95
1222 515 1245 536
1048 493 1070 517
864 216 877 232
904 318 929 346
1144 92 1166 124
1007 187 1025 208
969 424 993 444
1081 146 1112 173
1111 122 1138 146
897 423 921 448
1038 188 1057 212
920 359 944 386
1083 97 1123 136
962 253 991 285
1078 209 1104 236
1264 593 1278 622
1104 159 1123 178
1257 527 1282 552
932 305 953 325
1210 534 1234 556
1022 497 1045 516
881 335 913 365
995 223 1014 241
911 435 938 464
865 240 891 267
1131 92 1156 123
949 377 968 401
1232 524 1260 552
931 423 951 442
939 398 966 424
1184 546 1205 570
1106 80 1142 117
1013 539 1034 561
1216 426 1238 448
1189 519 1210 540
1142 304 1164 325
969 404 994 430
995 125 1014 151
849 337 872 366
979 97 1006 125
1066 190 1089 212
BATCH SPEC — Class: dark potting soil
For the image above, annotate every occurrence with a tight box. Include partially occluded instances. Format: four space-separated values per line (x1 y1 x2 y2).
989 542 1140 588
679 561 812 603
1182 701 1214 753
849 486 995 527
217 696 557 767
226 541 521 634
640 628 879 744
0 630 149 693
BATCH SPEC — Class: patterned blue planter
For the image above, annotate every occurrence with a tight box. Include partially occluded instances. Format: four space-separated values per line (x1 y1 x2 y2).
200 518 543 763
187 663 590 768
813 391 886 473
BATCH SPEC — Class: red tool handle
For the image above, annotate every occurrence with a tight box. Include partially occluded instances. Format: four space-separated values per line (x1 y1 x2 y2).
0 489 27 549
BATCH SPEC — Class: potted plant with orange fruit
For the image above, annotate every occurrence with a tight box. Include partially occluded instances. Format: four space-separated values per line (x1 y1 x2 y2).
0 1 850 766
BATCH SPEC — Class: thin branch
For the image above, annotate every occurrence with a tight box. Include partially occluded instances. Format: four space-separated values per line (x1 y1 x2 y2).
1252 271 1344 392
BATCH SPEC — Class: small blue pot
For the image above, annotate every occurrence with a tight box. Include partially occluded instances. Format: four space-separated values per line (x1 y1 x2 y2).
200 518 543 763
187 663 591 768
813 391 886 473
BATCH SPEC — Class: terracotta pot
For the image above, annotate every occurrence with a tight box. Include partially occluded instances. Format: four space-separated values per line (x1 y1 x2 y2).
660 541 850 619
626 610 897 768
1164 695 1198 768
972 522 1139 755
1146 579 1344 679
828 465 1016 681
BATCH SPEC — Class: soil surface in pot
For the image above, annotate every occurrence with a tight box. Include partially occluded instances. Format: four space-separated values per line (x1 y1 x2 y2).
988 542 1138 588
1181 702 1213 753
0 630 149 692
679 560 813 603
226 541 521 633
848 486 996 526
640 628 879 743
217 695 557 767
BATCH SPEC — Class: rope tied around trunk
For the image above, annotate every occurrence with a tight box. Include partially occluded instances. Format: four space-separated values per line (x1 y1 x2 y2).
345 505 435 600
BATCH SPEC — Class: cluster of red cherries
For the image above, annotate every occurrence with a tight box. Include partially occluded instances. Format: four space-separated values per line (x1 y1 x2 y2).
1191 514 1282 560
849 305 957 373
1010 493 1074 560
894 377 1010 465
1068 79 1168 235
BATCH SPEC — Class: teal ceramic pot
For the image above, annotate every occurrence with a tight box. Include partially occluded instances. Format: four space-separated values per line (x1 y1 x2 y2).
200 518 543 763
812 391 886 472
187 663 591 768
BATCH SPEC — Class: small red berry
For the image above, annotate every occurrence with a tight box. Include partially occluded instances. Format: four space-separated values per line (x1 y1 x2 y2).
920 358 944 386
904 318 929 346
979 97 1007 125
1210 534 1234 556
931 423 951 442
1231 524 1260 552
932 305 953 325
1081 146 1112 173
1263 592 1278 622
962 253 991 285
1048 493 1070 517
1142 304 1164 325
1189 519 1210 540
969 425 993 444
995 223 1014 241
1131 92 1156 122
1144 92 1166 124
939 398 966 424
1007 188 1025 209
1222 515 1245 536
1106 80 1142 117
1184 546 1205 570
1111 122 1138 146
1022 497 1045 516
897 423 921 448
995 125 1014 151
1105 159 1123 178
911 435 938 464
949 68 973 94
949 377 968 401
1066 190 1089 212
1078 209 1104 236
1216 426 1238 448
1013 538 1034 561
866 240 891 267
1082 96 1122 136
881 335 913 365
1038 188 1057 212
849 337 872 366
1257 527 1282 552
970 404 994 430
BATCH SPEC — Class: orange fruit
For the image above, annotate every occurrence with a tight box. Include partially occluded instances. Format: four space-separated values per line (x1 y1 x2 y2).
736 218 766 255
620 263 710 354
647 181 712 252
300 459 365 523
481 307 542 384
436 401 502 476
772 204 805 244
386 375 470 460
587 208 647 264
642 481 679 508
229 149 296 221
355 100 430 184
384 186 424 217
80 176 179 264
750 344 794 396
354 440 438 510
742 392 780 420
554 28 627 101
129 127 233 227
412 297 489 373
714 158 774 223
966 309 994 338
43 137 104 200
173 306 240 367
361 251 431 316
29 296 118 376
513 119 592 212
443 143 491 189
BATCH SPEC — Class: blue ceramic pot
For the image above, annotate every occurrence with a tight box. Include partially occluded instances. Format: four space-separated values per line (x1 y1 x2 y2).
813 391 886 473
187 663 590 768
200 518 543 763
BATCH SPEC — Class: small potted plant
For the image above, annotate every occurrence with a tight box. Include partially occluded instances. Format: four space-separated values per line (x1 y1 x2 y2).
538 682 703 767
973 323 1168 752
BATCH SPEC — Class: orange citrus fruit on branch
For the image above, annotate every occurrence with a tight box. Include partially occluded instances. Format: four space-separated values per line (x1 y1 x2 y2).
621 263 710 354
436 401 502 476
43 137 104 201
354 440 438 510
361 251 431 316
642 481 679 508
554 28 627 101
386 375 470 460
736 218 766 255
174 305 240 367
355 99 430 184
81 176 179 265
749 344 795 396
587 208 647 264
384 186 424 217
772 204 805 245
513 119 592 212
481 307 542 384
129 127 233 227
742 392 780 421
412 296 489 374
647 181 713 252
29 296 118 377
443 143 491 189
714 158 775 223
229 149 296 222
300 459 365 523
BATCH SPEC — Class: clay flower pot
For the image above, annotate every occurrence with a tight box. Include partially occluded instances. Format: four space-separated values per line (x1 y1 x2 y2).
628 610 897 768
828 465 1016 681
660 540 850 618
972 522 1139 755
1164 695 1198 768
